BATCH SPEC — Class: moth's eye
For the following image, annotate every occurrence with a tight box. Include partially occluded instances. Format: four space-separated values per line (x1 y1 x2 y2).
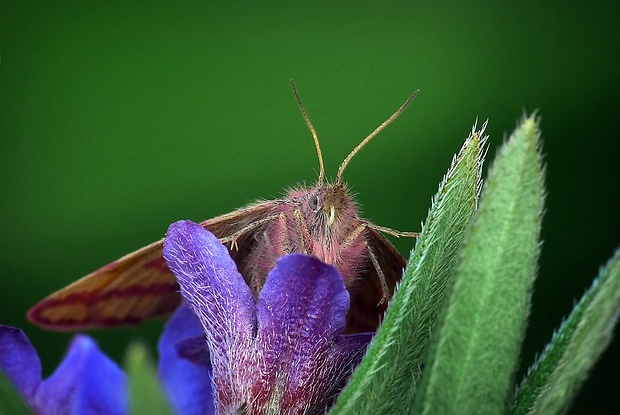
308 194 320 211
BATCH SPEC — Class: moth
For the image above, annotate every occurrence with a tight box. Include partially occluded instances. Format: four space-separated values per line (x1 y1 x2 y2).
28 82 419 333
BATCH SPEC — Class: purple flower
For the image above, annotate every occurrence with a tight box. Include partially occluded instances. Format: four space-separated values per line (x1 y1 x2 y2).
0 326 127 415
1 219 371 415
0 306 208 415
162 220 372 415
158 302 214 415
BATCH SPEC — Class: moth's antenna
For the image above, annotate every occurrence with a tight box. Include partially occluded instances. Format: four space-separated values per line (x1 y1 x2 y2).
291 80 325 184
336 89 419 183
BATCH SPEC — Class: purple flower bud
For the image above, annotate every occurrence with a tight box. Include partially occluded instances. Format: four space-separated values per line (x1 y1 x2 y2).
162 220 372 414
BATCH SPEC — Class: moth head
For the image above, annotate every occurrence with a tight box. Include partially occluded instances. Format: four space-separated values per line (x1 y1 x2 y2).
290 80 417 227
306 183 349 227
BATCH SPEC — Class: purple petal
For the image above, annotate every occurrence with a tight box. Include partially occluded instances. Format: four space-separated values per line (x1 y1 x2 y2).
321 333 373 396
163 220 256 410
158 303 214 415
281 333 372 414
0 325 42 404
255 254 350 364
253 254 353 410
163 221 255 337
175 336 211 366
35 335 127 415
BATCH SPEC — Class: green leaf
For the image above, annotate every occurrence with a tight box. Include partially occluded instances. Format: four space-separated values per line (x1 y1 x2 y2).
125 342 173 415
330 122 487 414
512 247 620 415
0 369 34 415
413 116 544 415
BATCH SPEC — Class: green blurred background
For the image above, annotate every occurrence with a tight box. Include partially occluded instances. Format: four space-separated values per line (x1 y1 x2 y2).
1 1 618 412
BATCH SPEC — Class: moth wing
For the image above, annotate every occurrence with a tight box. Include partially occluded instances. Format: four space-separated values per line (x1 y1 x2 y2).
27 239 175 331
344 225 407 333
199 199 285 275
28 200 282 331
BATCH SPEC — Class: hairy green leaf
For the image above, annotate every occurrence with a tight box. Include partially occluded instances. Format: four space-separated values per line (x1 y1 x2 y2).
331 122 487 414
414 116 544 415
512 247 620 415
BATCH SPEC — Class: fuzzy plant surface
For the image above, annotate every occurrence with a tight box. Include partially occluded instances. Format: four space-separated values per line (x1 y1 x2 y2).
1 116 618 415
330 115 620 415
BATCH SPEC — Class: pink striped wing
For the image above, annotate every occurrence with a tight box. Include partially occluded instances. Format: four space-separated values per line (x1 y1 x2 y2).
28 201 281 331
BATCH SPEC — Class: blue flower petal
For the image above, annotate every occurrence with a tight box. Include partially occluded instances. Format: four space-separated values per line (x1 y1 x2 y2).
0 325 42 404
163 220 255 338
175 335 211 366
1 327 127 414
256 253 350 346
163 221 373 413
254 254 367 411
158 303 214 415
163 220 256 410
35 335 127 415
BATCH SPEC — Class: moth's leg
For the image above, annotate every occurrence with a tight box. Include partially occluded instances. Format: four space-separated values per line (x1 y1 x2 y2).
365 241 391 304
341 223 367 250
340 223 391 304
368 224 419 238
341 223 391 302
273 212 290 255
220 213 280 250
340 224 393 302
293 209 311 253
245 213 288 295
